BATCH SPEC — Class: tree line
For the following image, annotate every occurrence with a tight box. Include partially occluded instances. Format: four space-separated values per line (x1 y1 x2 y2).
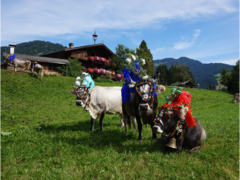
110 40 155 77
220 60 239 93
155 63 195 86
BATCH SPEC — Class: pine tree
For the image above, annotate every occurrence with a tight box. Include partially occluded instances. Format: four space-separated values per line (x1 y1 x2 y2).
220 60 239 93
212 84 216 90
136 40 154 77
155 64 168 85
230 59 240 93
208 84 212 90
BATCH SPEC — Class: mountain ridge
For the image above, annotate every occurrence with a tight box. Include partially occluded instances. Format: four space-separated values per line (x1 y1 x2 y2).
154 57 234 89
1 40 67 63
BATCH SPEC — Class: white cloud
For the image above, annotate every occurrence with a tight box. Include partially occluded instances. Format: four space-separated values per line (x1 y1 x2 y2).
1 0 238 45
173 29 201 50
181 35 186 40
151 47 165 54
205 58 238 65
192 29 201 40
173 42 195 50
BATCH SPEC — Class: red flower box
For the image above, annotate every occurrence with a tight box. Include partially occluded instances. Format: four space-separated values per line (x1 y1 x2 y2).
87 68 93 73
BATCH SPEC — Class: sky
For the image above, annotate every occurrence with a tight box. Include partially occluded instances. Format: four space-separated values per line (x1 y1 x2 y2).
1 0 239 65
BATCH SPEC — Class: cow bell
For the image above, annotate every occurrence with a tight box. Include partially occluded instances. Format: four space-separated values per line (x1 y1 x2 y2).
166 138 177 149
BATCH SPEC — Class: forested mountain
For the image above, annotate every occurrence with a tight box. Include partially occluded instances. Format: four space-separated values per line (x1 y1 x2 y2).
154 57 234 89
1 40 67 63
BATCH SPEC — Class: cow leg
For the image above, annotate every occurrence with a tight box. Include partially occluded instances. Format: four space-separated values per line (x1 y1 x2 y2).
99 110 106 131
151 123 157 140
132 117 137 133
123 115 129 133
176 137 184 153
120 114 124 127
122 102 129 133
127 116 131 129
135 113 143 142
89 117 95 132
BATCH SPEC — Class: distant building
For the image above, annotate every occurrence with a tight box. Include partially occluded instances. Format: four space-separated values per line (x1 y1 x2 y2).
3 50 69 75
3 42 122 80
41 42 117 79
171 80 196 88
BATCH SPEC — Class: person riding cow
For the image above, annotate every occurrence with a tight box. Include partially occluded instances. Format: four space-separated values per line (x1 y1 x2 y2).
121 54 166 142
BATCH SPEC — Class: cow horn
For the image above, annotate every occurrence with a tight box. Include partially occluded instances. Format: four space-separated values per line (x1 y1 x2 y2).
72 83 77 89
129 76 136 88
129 76 136 86
142 75 148 80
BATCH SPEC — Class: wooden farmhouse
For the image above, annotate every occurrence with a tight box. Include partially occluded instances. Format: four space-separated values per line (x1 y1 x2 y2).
41 42 122 80
3 43 123 80
171 80 196 88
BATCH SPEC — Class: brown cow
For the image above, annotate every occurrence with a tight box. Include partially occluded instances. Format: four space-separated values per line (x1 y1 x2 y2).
232 93 240 103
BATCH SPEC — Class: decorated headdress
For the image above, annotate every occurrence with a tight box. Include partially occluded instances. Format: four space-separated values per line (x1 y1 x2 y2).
6 54 16 61
121 53 157 102
157 87 196 127
75 72 95 90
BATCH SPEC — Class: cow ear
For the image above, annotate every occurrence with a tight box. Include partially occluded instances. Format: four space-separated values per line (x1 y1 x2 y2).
87 82 92 90
69 90 76 96
155 85 166 94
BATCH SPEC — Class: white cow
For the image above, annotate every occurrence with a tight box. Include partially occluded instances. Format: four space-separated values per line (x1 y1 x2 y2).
4 57 31 72
32 63 44 80
70 85 136 132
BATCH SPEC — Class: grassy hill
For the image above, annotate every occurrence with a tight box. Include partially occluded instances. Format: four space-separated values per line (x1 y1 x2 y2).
1 40 67 64
1 70 239 179
154 57 234 89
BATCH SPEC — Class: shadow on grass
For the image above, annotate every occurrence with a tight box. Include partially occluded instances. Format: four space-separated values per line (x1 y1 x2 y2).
37 120 165 154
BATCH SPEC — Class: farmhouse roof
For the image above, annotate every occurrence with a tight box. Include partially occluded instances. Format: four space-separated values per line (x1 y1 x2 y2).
3 52 70 64
171 80 196 87
41 42 115 56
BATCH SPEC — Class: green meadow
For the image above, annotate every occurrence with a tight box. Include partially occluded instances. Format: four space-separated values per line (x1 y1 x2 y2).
1 70 239 180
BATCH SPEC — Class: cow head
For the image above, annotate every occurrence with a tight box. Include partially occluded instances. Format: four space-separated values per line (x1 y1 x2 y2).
130 76 165 111
152 107 188 136
135 81 154 111
3 57 11 64
70 83 92 107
